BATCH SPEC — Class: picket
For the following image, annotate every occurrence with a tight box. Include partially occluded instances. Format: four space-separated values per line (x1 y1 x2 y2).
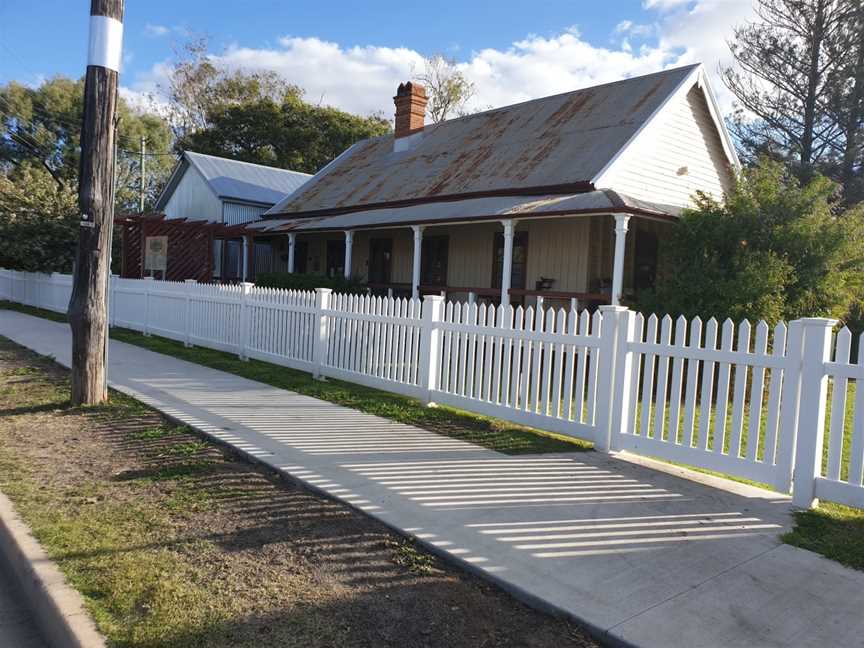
5 268 864 509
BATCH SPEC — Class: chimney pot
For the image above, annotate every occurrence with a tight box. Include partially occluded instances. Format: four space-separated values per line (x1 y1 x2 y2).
393 81 427 138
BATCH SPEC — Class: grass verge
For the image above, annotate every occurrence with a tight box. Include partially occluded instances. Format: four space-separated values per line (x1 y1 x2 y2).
0 335 596 648
782 503 864 571
0 301 591 454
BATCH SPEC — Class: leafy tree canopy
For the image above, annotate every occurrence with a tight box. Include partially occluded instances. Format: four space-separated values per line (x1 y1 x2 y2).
640 159 864 325
0 76 175 212
178 94 390 174
0 163 79 273
165 39 390 174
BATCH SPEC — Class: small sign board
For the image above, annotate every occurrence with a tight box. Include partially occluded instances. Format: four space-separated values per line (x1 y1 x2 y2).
144 236 168 273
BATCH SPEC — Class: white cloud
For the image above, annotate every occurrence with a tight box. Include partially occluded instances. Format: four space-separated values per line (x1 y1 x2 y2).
125 0 756 120
144 23 170 38
643 0 693 9
615 20 658 37
647 0 755 107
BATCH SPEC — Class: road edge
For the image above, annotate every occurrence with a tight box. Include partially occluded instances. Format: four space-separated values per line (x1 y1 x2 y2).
0 488 106 648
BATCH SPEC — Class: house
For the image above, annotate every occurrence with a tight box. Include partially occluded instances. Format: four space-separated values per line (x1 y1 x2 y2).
248 63 739 308
124 151 310 281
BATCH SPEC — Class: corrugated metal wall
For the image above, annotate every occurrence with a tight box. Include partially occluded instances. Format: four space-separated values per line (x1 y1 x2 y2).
163 165 222 222
223 202 269 226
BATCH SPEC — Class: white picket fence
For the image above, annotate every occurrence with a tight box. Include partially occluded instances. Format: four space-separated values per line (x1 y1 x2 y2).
1 268 862 510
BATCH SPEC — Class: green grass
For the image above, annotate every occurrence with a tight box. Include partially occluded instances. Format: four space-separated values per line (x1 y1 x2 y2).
783 502 864 571
0 300 591 454
0 357 243 646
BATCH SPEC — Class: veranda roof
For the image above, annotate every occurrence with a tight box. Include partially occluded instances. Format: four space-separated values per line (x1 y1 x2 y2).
253 190 679 234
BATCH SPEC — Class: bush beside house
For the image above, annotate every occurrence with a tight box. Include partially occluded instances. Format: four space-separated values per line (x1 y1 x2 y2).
641 160 864 327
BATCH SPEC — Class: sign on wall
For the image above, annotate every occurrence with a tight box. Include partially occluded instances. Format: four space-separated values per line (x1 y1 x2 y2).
144 236 168 273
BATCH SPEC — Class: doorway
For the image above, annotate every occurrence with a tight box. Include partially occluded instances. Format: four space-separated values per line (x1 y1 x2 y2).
368 238 393 284
326 240 346 278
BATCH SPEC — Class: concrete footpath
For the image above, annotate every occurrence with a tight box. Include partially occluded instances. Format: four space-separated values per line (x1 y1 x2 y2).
2 310 864 648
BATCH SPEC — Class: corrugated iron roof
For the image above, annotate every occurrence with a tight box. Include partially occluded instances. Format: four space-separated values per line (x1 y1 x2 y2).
187 151 311 204
255 190 678 233
267 65 699 217
156 152 311 210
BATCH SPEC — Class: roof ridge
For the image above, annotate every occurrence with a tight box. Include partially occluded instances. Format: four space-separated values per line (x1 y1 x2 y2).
184 150 312 177
382 62 703 136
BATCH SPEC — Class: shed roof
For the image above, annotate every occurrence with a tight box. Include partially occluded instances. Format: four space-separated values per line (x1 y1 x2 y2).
156 151 311 210
267 64 716 218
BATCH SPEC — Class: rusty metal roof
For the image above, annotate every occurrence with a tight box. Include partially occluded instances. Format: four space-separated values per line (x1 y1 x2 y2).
267 65 699 217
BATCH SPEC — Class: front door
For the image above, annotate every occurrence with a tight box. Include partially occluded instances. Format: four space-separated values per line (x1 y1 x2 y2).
326 240 346 278
368 238 393 284
421 236 449 287
294 240 308 274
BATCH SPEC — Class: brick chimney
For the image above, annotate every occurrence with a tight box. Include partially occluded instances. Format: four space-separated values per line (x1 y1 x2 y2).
393 82 427 138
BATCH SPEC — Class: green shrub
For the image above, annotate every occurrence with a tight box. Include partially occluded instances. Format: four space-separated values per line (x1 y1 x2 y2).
255 272 367 294
640 159 864 324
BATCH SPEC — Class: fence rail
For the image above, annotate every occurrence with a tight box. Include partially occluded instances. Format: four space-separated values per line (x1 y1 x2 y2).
1 268 862 510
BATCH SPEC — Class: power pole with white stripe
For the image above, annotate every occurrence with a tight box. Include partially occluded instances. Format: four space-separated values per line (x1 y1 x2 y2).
68 0 124 405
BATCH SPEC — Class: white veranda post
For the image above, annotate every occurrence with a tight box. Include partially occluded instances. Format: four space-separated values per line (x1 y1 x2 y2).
343 230 354 279
241 237 250 282
411 225 424 300
287 233 296 273
611 214 630 306
500 219 515 307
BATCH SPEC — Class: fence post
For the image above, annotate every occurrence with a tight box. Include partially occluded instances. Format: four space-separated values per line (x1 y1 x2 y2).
608 308 636 451
594 305 629 452
312 288 332 379
791 317 836 508
143 276 154 336
418 295 445 405
238 282 253 361
184 279 196 348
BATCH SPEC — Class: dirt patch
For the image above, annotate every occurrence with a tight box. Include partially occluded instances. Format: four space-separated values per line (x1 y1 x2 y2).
0 337 599 648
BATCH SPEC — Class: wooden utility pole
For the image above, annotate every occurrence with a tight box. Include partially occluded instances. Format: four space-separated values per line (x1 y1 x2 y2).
68 0 124 405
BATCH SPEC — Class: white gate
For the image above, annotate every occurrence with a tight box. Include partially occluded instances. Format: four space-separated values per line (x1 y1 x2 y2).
616 313 799 491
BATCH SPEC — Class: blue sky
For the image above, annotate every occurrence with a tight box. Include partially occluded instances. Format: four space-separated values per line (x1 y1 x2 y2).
0 0 755 116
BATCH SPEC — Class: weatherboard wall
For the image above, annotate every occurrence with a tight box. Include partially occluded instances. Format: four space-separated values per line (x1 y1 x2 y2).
601 86 734 208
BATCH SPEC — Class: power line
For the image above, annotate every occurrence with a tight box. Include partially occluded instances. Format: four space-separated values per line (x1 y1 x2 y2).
0 99 179 158
0 91 178 155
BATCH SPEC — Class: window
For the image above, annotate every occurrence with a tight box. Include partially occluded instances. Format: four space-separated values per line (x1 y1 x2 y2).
421 236 449 286
224 239 243 280
212 239 223 279
491 231 528 290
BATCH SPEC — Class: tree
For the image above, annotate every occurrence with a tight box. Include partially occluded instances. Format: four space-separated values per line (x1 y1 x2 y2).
178 90 390 174
0 164 80 273
414 54 476 123
828 1 864 203
640 159 864 324
162 38 390 173
162 38 302 140
723 0 851 173
0 77 174 212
